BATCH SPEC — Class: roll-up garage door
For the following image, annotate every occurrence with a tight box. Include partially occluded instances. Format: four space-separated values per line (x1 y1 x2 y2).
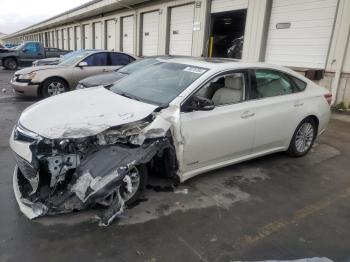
94 22 103 49
63 29 68 50
68 27 74 50
106 20 116 51
142 11 160 56
83 24 91 49
50 31 54 47
211 0 248 13
169 4 195 56
57 30 62 49
122 16 134 54
75 26 81 50
265 0 338 69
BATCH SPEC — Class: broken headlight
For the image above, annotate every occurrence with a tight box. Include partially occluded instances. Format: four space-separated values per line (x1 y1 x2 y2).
98 121 149 145
14 123 42 142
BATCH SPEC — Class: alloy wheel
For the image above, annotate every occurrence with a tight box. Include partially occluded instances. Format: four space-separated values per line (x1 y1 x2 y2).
47 82 65 96
295 122 314 153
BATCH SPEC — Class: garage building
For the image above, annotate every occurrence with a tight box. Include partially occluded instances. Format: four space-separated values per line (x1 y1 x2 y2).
1 0 350 106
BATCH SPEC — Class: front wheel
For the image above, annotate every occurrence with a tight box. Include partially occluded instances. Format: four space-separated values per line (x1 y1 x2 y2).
287 118 317 157
42 78 68 97
120 165 148 206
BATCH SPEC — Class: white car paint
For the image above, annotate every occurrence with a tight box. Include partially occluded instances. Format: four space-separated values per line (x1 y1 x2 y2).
10 58 331 184
19 87 158 139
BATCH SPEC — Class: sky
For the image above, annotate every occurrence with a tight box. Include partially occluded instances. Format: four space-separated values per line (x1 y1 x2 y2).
0 0 91 34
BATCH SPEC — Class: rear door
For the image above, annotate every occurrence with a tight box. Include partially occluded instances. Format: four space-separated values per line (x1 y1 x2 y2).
108 52 135 71
248 69 304 153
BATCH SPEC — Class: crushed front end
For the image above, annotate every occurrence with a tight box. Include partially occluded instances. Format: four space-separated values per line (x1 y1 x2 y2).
10 116 177 226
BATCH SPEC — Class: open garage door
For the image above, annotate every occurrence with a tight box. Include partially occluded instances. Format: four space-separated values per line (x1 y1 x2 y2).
142 11 160 56
122 16 134 54
209 9 247 59
265 0 338 69
75 26 81 50
94 22 103 49
83 24 91 49
169 4 195 56
106 20 116 51
68 27 74 50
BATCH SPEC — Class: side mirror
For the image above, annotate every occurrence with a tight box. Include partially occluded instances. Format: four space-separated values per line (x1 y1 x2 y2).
78 61 88 67
191 96 215 111
22 48 27 53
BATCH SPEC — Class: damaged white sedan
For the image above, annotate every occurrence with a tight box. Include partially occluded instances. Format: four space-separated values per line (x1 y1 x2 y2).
10 58 331 226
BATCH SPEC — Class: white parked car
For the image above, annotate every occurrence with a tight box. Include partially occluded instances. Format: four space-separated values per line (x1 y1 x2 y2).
10 58 331 225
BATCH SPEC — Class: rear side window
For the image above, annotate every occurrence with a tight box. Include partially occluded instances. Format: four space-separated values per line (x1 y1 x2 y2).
109 53 133 66
83 53 108 66
290 75 307 91
254 69 294 98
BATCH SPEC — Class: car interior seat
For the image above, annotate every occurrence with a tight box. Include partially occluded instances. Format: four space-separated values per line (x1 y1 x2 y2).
211 75 243 106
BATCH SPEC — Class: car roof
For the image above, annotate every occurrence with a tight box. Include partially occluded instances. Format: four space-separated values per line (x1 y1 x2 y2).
156 57 302 77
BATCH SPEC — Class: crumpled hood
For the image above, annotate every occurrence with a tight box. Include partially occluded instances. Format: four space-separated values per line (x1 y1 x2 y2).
19 87 158 139
80 72 126 87
15 64 65 75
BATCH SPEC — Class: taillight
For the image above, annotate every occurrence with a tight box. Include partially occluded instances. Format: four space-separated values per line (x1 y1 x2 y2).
324 93 332 105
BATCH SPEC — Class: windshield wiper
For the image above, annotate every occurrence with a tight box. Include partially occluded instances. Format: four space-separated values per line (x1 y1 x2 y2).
116 91 140 101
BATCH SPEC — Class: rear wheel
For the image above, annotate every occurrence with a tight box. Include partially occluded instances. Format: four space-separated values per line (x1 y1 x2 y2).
3 58 18 70
287 117 317 157
42 78 68 97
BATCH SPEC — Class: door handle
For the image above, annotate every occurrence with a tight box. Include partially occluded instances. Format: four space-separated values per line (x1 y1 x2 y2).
102 69 110 72
294 101 304 107
240 111 255 119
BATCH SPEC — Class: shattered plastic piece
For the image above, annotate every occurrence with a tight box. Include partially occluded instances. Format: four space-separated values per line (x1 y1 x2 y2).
123 175 133 193
174 188 189 194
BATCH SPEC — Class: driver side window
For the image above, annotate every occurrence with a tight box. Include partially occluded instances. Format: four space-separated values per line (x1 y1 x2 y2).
196 72 245 106
182 72 246 112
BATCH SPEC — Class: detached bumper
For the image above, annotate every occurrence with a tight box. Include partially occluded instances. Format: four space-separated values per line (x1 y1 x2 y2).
13 166 45 219
10 78 40 97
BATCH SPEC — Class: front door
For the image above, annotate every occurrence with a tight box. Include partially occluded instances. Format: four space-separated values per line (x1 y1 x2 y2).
180 71 255 173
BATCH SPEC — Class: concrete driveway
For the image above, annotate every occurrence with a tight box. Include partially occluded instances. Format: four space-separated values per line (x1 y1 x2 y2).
0 69 350 262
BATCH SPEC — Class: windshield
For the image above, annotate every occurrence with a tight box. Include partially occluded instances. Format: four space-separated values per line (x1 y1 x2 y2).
59 52 92 66
118 58 159 74
110 62 208 106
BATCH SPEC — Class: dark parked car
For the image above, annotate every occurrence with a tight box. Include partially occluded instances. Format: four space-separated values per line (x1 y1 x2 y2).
0 41 69 70
76 56 171 89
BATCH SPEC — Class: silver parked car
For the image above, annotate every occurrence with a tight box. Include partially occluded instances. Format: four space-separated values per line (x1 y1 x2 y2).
10 50 137 97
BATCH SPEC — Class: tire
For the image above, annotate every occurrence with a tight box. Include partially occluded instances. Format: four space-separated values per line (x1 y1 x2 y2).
120 165 148 206
287 117 317 157
42 77 68 97
3 58 18 70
